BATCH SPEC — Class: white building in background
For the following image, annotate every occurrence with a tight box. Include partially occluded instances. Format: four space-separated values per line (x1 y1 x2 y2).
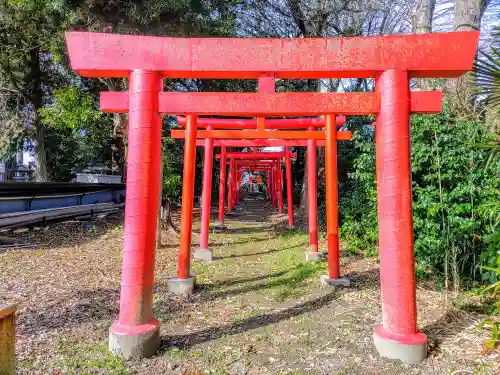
0 150 35 181
0 161 5 181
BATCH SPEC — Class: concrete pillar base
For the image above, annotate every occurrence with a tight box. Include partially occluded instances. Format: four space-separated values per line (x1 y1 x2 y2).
305 251 325 261
167 276 195 295
320 275 351 287
373 325 427 364
194 248 213 262
109 319 160 359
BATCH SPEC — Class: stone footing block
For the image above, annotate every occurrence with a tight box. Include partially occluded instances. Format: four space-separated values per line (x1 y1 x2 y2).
319 275 351 287
167 276 195 295
194 248 213 262
373 325 427 364
109 319 160 359
305 251 325 261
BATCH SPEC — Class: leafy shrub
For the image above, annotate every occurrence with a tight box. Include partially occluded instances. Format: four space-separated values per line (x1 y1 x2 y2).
340 106 499 287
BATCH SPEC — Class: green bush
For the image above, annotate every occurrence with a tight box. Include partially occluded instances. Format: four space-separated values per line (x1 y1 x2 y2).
340 107 499 286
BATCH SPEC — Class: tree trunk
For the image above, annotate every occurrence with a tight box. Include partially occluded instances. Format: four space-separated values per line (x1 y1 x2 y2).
34 123 48 182
413 0 436 90
112 114 127 182
28 47 48 182
449 0 488 113
413 0 436 34
453 0 487 32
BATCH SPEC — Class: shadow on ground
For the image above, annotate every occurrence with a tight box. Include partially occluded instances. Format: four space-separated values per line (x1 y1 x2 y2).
212 242 307 260
159 291 339 350
159 236 273 250
155 267 381 351
216 225 275 235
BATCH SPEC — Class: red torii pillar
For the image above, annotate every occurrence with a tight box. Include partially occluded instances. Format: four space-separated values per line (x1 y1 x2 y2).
305 124 320 260
278 163 284 213
169 114 198 293
107 70 163 359
270 162 276 207
236 169 242 205
195 125 215 262
373 70 427 363
227 159 234 213
218 146 227 227
284 146 294 228
267 167 272 202
320 114 350 287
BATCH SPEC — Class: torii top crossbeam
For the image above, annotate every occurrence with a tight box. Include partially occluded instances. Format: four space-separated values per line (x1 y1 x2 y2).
218 151 296 159
66 31 478 79
176 115 346 129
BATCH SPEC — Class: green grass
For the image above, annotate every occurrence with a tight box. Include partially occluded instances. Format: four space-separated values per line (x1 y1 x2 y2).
53 341 134 375
18 340 133 375
231 308 262 323
191 228 325 303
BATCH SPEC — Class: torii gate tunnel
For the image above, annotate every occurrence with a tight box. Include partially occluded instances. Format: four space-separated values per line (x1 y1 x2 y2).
65 30 479 363
174 114 353 260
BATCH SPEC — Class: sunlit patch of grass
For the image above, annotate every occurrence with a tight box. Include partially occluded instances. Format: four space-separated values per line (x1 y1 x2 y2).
192 226 326 302
53 340 134 375
231 308 262 323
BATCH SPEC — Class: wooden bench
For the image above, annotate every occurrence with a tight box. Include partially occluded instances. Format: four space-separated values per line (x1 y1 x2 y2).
0 304 16 375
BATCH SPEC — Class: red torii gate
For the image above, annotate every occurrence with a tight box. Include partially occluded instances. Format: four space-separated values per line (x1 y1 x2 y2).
225 156 288 214
223 152 294 214
65 30 479 363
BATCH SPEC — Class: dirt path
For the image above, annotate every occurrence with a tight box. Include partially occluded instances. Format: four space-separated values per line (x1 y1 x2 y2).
1 193 497 375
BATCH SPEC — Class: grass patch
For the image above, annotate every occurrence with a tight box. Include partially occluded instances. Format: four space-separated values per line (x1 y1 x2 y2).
231 308 262 323
53 340 134 375
268 262 325 300
192 229 325 302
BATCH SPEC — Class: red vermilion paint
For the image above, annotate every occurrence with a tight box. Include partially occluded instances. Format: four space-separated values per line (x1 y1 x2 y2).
236 169 242 205
216 151 296 159
307 125 319 253
227 160 233 213
325 114 340 279
178 115 198 279
285 147 294 228
375 69 420 337
194 139 351 147
199 126 214 250
66 31 479 79
102 91 442 116
218 146 226 225
279 168 284 214
176 115 347 128
117 70 161 328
